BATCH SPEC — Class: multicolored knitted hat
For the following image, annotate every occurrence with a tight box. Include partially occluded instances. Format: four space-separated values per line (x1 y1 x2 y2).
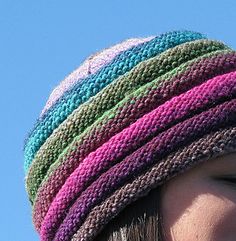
24 29 236 241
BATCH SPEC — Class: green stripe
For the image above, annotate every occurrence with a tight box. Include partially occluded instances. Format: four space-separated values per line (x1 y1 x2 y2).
27 40 231 203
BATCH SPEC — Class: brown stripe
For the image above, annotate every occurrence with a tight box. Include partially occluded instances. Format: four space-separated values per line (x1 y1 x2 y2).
72 126 236 241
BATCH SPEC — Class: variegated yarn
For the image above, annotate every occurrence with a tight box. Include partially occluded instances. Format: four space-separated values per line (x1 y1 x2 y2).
24 30 236 241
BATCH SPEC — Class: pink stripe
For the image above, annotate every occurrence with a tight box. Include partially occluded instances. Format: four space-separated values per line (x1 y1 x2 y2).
40 71 236 240
40 36 154 117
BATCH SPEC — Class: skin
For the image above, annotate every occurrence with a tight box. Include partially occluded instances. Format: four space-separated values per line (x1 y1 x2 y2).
160 152 236 241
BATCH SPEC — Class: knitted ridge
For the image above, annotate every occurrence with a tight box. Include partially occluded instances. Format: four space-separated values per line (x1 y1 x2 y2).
23 30 206 174
52 100 236 241
31 49 236 232
32 52 236 233
40 72 236 240
72 126 236 241
27 39 230 204
23 30 236 241
40 36 155 117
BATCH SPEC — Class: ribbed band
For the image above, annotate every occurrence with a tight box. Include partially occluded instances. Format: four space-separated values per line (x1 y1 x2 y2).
72 126 236 241
41 75 236 240
32 49 236 234
23 30 236 241
28 39 231 204
24 30 206 173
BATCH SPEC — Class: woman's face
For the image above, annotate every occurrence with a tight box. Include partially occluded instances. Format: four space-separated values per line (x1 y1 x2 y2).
161 152 236 241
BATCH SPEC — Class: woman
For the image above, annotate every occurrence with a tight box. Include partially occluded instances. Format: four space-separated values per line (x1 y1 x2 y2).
95 152 236 241
24 30 236 241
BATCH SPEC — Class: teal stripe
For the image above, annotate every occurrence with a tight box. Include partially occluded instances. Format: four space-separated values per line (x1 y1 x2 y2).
23 30 207 174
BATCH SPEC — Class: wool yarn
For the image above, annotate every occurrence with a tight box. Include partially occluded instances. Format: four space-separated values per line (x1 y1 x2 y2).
23 30 205 173
24 30 236 241
40 36 155 118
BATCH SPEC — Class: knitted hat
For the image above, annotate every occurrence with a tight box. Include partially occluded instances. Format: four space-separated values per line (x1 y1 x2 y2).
24 30 236 241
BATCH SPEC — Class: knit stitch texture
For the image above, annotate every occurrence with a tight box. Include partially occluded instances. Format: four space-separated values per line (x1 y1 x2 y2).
23 29 236 241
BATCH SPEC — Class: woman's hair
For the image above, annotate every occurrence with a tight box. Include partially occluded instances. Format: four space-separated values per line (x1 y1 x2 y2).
23 30 236 241
95 186 165 241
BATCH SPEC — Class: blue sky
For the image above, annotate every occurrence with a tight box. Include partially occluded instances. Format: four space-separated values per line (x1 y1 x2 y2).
1 0 236 240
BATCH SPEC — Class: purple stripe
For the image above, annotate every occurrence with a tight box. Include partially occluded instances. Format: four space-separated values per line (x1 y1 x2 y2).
33 52 236 232
55 99 236 241
40 71 236 240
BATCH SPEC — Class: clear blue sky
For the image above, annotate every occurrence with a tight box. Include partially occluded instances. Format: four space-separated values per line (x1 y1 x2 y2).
1 1 236 240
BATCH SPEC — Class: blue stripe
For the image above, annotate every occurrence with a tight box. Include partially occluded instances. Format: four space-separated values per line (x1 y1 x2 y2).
23 30 207 174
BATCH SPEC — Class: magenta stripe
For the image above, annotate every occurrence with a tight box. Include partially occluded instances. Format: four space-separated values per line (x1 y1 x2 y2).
54 99 236 241
33 51 236 232
40 71 236 240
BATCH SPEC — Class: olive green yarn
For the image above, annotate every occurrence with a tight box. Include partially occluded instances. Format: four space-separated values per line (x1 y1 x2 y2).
26 39 230 203
31 46 235 213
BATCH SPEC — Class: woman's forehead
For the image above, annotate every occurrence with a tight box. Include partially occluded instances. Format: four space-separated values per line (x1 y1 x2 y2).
200 152 236 172
171 152 236 183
